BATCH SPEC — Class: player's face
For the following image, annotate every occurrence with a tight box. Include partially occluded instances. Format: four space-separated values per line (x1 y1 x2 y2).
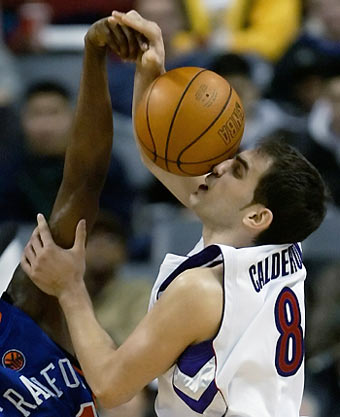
189 149 272 229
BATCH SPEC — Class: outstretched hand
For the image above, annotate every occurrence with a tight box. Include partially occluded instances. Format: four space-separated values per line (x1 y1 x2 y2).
21 214 87 300
111 10 165 72
85 15 143 60
84 10 165 72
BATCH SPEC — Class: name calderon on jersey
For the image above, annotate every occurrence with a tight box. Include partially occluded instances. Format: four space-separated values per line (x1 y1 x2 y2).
249 244 303 293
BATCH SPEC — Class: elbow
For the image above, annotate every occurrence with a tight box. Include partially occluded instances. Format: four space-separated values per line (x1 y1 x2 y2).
93 385 134 410
93 386 117 409
96 394 119 410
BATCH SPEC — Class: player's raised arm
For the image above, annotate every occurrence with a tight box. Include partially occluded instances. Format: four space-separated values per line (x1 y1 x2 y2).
112 11 205 208
8 17 131 350
48 18 120 246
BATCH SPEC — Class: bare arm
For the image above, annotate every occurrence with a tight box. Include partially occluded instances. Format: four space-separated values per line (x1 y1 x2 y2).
48 37 113 246
8 18 125 351
49 15 142 243
113 11 205 208
22 215 223 408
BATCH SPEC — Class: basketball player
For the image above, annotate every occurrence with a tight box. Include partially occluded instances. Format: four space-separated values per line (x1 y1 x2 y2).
22 11 327 417
0 17 131 416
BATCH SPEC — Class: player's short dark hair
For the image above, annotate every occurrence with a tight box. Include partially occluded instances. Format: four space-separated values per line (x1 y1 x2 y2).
24 80 71 102
253 139 328 245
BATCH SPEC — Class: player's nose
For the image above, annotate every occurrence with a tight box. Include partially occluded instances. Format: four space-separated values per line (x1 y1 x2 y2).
212 159 231 176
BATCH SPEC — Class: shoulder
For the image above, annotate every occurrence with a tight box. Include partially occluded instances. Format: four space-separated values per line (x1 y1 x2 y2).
170 266 222 294
162 267 223 343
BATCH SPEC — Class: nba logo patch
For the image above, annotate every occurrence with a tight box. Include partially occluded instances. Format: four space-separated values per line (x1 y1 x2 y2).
2 349 26 371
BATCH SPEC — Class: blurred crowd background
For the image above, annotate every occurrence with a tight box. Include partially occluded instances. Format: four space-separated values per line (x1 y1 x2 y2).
0 0 339 416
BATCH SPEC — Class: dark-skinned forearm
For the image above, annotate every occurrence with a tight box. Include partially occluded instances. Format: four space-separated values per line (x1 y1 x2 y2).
49 39 113 248
9 39 114 352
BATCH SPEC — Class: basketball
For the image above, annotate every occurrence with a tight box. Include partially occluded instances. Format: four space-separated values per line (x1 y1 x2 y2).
134 66 245 176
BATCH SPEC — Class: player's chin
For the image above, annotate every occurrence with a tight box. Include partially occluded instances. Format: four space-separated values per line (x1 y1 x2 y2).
189 192 204 209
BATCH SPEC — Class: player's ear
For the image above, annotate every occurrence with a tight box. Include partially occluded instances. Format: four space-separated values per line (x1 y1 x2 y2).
242 206 273 232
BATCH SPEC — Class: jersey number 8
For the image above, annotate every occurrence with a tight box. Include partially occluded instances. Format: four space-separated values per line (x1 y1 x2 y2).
274 287 304 377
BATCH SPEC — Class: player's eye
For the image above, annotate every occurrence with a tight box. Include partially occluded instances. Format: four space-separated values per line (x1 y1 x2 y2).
232 162 242 178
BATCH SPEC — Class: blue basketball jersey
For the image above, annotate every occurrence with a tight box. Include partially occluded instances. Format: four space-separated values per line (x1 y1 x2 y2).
0 298 98 416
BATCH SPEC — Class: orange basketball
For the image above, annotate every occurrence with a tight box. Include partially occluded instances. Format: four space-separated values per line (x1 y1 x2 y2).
134 66 245 176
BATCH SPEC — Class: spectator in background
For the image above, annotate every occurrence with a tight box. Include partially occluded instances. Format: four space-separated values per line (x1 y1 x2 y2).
86 211 152 348
209 53 301 149
224 0 302 61
302 76 340 207
84 211 128 305
188 0 302 62
302 0 340 53
268 0 340 116
0 80 134 228
268 44 335 116
0 81 72 221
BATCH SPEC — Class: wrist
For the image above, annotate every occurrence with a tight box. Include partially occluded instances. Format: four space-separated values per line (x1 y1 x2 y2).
58 281 89 311
136 60 165 78
135 65 165 90
84 36 107 57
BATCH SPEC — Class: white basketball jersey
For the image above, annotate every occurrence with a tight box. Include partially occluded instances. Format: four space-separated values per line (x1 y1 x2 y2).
149 240 306 417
